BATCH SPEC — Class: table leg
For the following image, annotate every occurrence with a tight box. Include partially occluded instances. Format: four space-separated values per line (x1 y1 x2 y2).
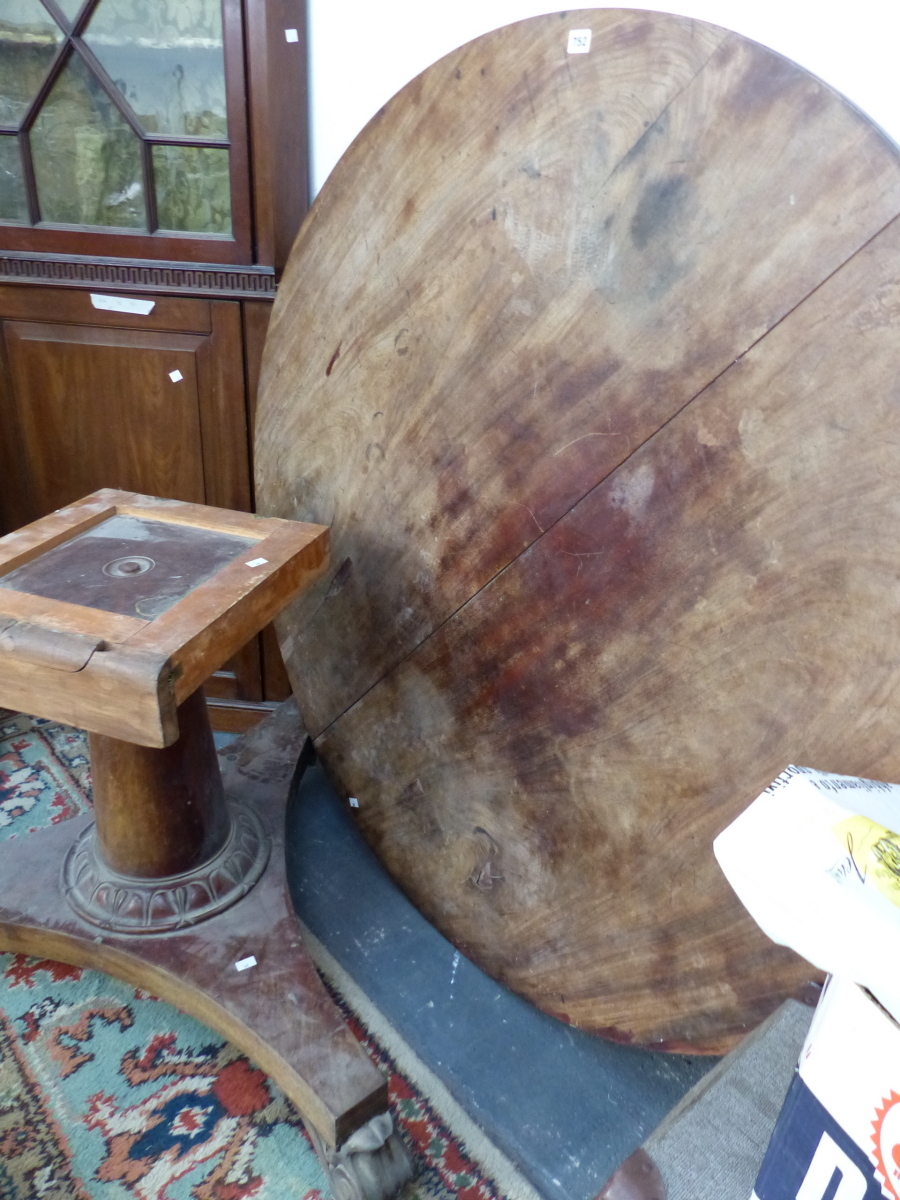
90 685 230 878
62 687 270 934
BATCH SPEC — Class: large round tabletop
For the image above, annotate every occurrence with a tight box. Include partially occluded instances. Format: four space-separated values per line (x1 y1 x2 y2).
256 9 900 1052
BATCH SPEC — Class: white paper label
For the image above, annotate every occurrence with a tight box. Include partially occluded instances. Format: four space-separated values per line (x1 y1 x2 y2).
246 557 268 568
90 292 155 315
168 369 183 383
349 797 359 808
235 955 257 971
567 29 592 54
285 27 299 42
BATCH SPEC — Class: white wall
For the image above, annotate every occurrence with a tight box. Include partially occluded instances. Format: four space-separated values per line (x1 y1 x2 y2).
307 1 900 197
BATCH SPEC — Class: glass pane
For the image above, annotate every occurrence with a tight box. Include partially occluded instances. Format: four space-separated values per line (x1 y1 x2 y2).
54 0 85 22
0 0 65 127
85 0 227 137
31 51 145 227
0 133 28 220
153 142 230 234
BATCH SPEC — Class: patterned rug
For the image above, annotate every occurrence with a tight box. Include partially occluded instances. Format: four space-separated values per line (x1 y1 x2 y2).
0 709 508 1200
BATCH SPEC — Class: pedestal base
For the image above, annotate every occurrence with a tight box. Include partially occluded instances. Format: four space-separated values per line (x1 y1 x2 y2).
62 795 270 933
0 702 410 1196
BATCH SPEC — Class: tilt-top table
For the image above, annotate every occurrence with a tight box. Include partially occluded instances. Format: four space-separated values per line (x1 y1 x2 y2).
0 488 412 1200
256 7 900 1052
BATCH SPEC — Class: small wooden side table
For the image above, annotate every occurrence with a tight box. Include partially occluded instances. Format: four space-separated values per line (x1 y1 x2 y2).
0 489 412 1200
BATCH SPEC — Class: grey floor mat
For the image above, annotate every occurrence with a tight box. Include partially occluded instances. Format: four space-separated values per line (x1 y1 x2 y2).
645 1000 813 1199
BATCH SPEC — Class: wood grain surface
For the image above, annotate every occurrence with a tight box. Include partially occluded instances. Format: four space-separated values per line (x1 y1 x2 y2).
89 687 231 878
255 10 900 1050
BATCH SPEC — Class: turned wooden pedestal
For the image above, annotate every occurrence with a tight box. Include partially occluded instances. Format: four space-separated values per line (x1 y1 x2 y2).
64 688 269 934
91 687 231 880
0 491 413 1199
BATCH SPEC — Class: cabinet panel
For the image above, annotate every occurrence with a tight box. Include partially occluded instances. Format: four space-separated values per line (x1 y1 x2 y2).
244 0 308 273
195 301 252 513
0 321 208 524
242 297 271 444
0 285 213 333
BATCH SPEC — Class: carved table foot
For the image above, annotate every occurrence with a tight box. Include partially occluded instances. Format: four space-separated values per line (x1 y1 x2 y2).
309 1112 416 1200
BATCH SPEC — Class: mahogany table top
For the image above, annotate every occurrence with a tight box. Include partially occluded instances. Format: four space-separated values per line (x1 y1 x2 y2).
256 10 900 1051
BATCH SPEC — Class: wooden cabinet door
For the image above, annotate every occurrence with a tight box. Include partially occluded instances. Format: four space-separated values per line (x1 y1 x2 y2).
0 290 251 531
1 322 209 521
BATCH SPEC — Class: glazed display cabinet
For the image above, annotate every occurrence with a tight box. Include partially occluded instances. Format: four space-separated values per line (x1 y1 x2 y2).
0 0 309 725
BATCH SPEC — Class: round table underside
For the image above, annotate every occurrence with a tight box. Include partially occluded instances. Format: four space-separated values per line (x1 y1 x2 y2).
255 9 900 1053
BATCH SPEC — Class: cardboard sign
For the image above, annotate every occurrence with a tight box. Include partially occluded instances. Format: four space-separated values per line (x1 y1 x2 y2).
753 977 900 1200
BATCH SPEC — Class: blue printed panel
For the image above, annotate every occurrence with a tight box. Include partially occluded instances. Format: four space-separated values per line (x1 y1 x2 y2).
755 1075 884 1200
